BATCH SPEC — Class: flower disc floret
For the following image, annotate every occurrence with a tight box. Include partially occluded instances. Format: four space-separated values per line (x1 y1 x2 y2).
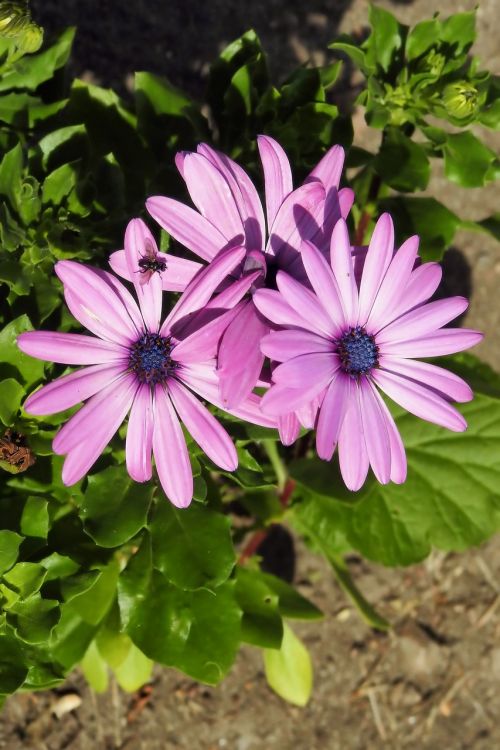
338 327 378 377
129 333 175 385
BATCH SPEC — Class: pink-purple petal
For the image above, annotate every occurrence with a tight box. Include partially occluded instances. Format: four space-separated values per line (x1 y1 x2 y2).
389 262 443 320
369 383 407 484
261 329 332 361
126 384 154 482
160 255 203 292
316 371 349 460
146 196 227 261
278 413 301 446
25 363 124 416
379 355 473 403
276 271 337 337
377 296 469 345
124 219 162 332
372 368 467 432
330 219 358 326
358 377 391 484
268 182 325 259
182 153 244 242
198 143 265 251
162 245 246 333
338 386 370 491
367 236 419 331
60 375 136 485
300 240 345 332
257 135 293 229
172 305 243 364
379 328 483 358
253 289 322 335
272 352 339 389
357 213 394 325
168 379 237 471
218 302 268 407
152 385 193 508
56 261 139 344
261 381 328 417
17 331 125 365
305 144 345 192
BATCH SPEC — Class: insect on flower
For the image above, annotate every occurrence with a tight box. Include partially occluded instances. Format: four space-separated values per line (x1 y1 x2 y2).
136 238 168 284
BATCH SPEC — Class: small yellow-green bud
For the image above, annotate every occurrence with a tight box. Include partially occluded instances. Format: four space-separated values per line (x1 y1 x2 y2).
443 82 479 119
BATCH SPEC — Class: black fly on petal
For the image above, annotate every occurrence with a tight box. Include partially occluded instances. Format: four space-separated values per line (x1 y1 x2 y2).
136 239 167 284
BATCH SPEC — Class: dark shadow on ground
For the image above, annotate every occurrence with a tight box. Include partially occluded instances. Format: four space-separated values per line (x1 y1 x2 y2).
434 247 472 326
31 0 354 97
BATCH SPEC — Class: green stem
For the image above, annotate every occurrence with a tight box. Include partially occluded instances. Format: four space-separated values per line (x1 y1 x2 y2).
262 439 287 492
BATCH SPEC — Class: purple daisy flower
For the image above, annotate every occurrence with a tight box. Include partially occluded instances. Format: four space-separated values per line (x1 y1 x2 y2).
18 219 274 508
140 137 354 415
254 214 483 491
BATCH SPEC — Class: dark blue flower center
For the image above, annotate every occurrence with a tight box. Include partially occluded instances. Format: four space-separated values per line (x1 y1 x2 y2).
129 333 175 385
337 326 378 377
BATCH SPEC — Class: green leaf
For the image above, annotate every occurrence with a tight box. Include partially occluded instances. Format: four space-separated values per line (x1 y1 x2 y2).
113 641 153 692
38 124 88 171
81 467 153 548
119 538 241 684
3 562 46 600
0 378 24 424
0 27 74 92
291 393 500 566
329 556 390 630
0 315 45 386
264 623 313 706
20 496 49 539
366 5 402 73
374 128 430 191
235 567 283 648
329 40 367 73
440 11 476 54
96 606 131 669
81 640 109 693
7 595 60 643
259 572 323 620
0 530 23 574
0 636 28 694
0 142 22 208
443 132 497 187
150 500 235 590
42 162 79 205
68 561 120 626
378 197 460 260
406 19 441 61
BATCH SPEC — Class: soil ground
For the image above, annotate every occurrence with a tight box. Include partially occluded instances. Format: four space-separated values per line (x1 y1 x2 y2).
2 0 500 748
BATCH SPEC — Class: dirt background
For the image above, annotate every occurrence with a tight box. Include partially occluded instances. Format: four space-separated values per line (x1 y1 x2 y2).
1 0 499 748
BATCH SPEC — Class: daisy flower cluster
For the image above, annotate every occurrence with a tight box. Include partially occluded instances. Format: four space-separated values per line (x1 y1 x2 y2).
18 137 482 504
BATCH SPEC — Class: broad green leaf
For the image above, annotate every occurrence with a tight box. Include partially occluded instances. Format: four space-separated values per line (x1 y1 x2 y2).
0 530 22 574
291 394 500 566
235 567 283 648
0 315 45 386
0 27 74 92
0 92 38 125
41 553 79 582
260 572 323 620
114 641 153 692
68 560 120 626
440 11 476 54
96 608 131 669
20 496 49 539
0 142 22 207
3 562 46 601
329 40 367 73
0 636 28 694
7 595 60 643
50 601 98 670
0 378 24 424
406 19 441 60
264 623 313 706
38 124 88 170
150 500 235 590
374 128 430 192
42 162 79 205
329 556 390 630
443 132 497 187
366 5 402 73
81 640 108 693
119 538 241 684
81 467 153 548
